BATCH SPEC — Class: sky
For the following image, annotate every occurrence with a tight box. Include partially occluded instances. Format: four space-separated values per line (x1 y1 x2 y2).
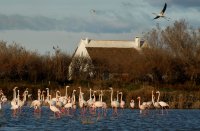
0 0 200 55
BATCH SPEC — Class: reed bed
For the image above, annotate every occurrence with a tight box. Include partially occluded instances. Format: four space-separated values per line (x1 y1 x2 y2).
1 81 200 109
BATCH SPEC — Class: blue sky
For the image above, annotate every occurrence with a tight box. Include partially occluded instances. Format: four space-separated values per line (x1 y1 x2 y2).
0 0 200 55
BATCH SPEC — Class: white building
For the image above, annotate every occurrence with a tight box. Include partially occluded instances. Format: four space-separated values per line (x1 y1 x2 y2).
68 37 147 80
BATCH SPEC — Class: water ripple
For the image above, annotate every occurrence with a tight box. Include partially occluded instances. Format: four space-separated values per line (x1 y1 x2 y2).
1 106 200 131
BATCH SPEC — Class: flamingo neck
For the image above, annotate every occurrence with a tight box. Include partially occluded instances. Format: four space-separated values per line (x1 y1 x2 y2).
138 98 141 107
17 91 20 106
23 93 27 102
38 92 41 101
157 92 160 102
93 92 96 102
117 91 119 101
110 89 113 103
89 89 91 99
100 91 103 102
47 90 49 100
120 93 123 102
41 94 44 101
56 92 59 99
13 89 17 100
152 92 155 104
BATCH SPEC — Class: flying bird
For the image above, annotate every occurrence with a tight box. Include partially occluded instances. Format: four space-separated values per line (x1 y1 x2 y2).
90 9 96 14
152 3 169 21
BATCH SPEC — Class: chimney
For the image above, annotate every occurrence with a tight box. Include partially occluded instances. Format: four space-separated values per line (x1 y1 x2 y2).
135 36 140 48
85 38 90 44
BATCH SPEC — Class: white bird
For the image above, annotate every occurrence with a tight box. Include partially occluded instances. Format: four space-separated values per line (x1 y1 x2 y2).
64 88 74 115
152 91 161 110
87 88 94 107
156 91 169 113
130 99 135 109
100 90 107 112
40 90 46 105
71 89 77 109
110 87 119 115
142 97 153 109
137 96 148 114
1 94 7 103
30 89 41 113
48 95 61 117
18 90 28 110
11 90 20 115
78 87 87 108
153 3 170 21
93 94 103 108
119 92 125 109
45 88 50 104
11 87 18 108
90 9 96 14
91 90 107 116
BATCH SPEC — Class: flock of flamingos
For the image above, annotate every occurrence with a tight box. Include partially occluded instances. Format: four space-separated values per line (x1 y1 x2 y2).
0 86 169 117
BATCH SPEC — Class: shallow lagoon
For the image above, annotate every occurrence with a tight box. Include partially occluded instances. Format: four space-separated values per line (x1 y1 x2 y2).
1 104 200 131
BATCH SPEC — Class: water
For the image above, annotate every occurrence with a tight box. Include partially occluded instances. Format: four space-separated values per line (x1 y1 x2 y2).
1 104 200 131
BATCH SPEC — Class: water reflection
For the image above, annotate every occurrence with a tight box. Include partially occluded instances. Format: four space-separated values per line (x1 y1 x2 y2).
1 105 200 130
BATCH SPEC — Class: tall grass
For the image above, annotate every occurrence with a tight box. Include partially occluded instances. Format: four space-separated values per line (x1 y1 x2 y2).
2 82 200 109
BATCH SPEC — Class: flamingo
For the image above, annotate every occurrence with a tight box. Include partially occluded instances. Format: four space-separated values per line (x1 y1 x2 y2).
18 89 29 110
64 88 75 115
119 92 125 109
0 90 7 109
156 91 169 113
58 86 69 106
0 90 8 103
78 87 87 108
11 87 18 108
11 90 20 115
142 97 153 109
92 91 103 116
30 89 41 113
50 90 61 106
48 95 61 117
64 99 73 115
45 88 50 104
130 99 135 109
117 91 119 102
137 97 148 114
87 88 94 108
40 90 46 105
152 91 161 110
71 89 77 110
152 3 170 21
78 87 87 115
1 95 7 103
100 90 107 116
55 91 64 109
110 87 119 115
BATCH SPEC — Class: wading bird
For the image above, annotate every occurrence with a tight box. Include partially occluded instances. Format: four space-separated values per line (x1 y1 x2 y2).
137 97 148 114
130 98 135 109
156 91 169 114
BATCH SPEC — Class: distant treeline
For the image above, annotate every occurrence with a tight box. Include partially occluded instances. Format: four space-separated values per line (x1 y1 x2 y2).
0 20 200 91
0 41 71 84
